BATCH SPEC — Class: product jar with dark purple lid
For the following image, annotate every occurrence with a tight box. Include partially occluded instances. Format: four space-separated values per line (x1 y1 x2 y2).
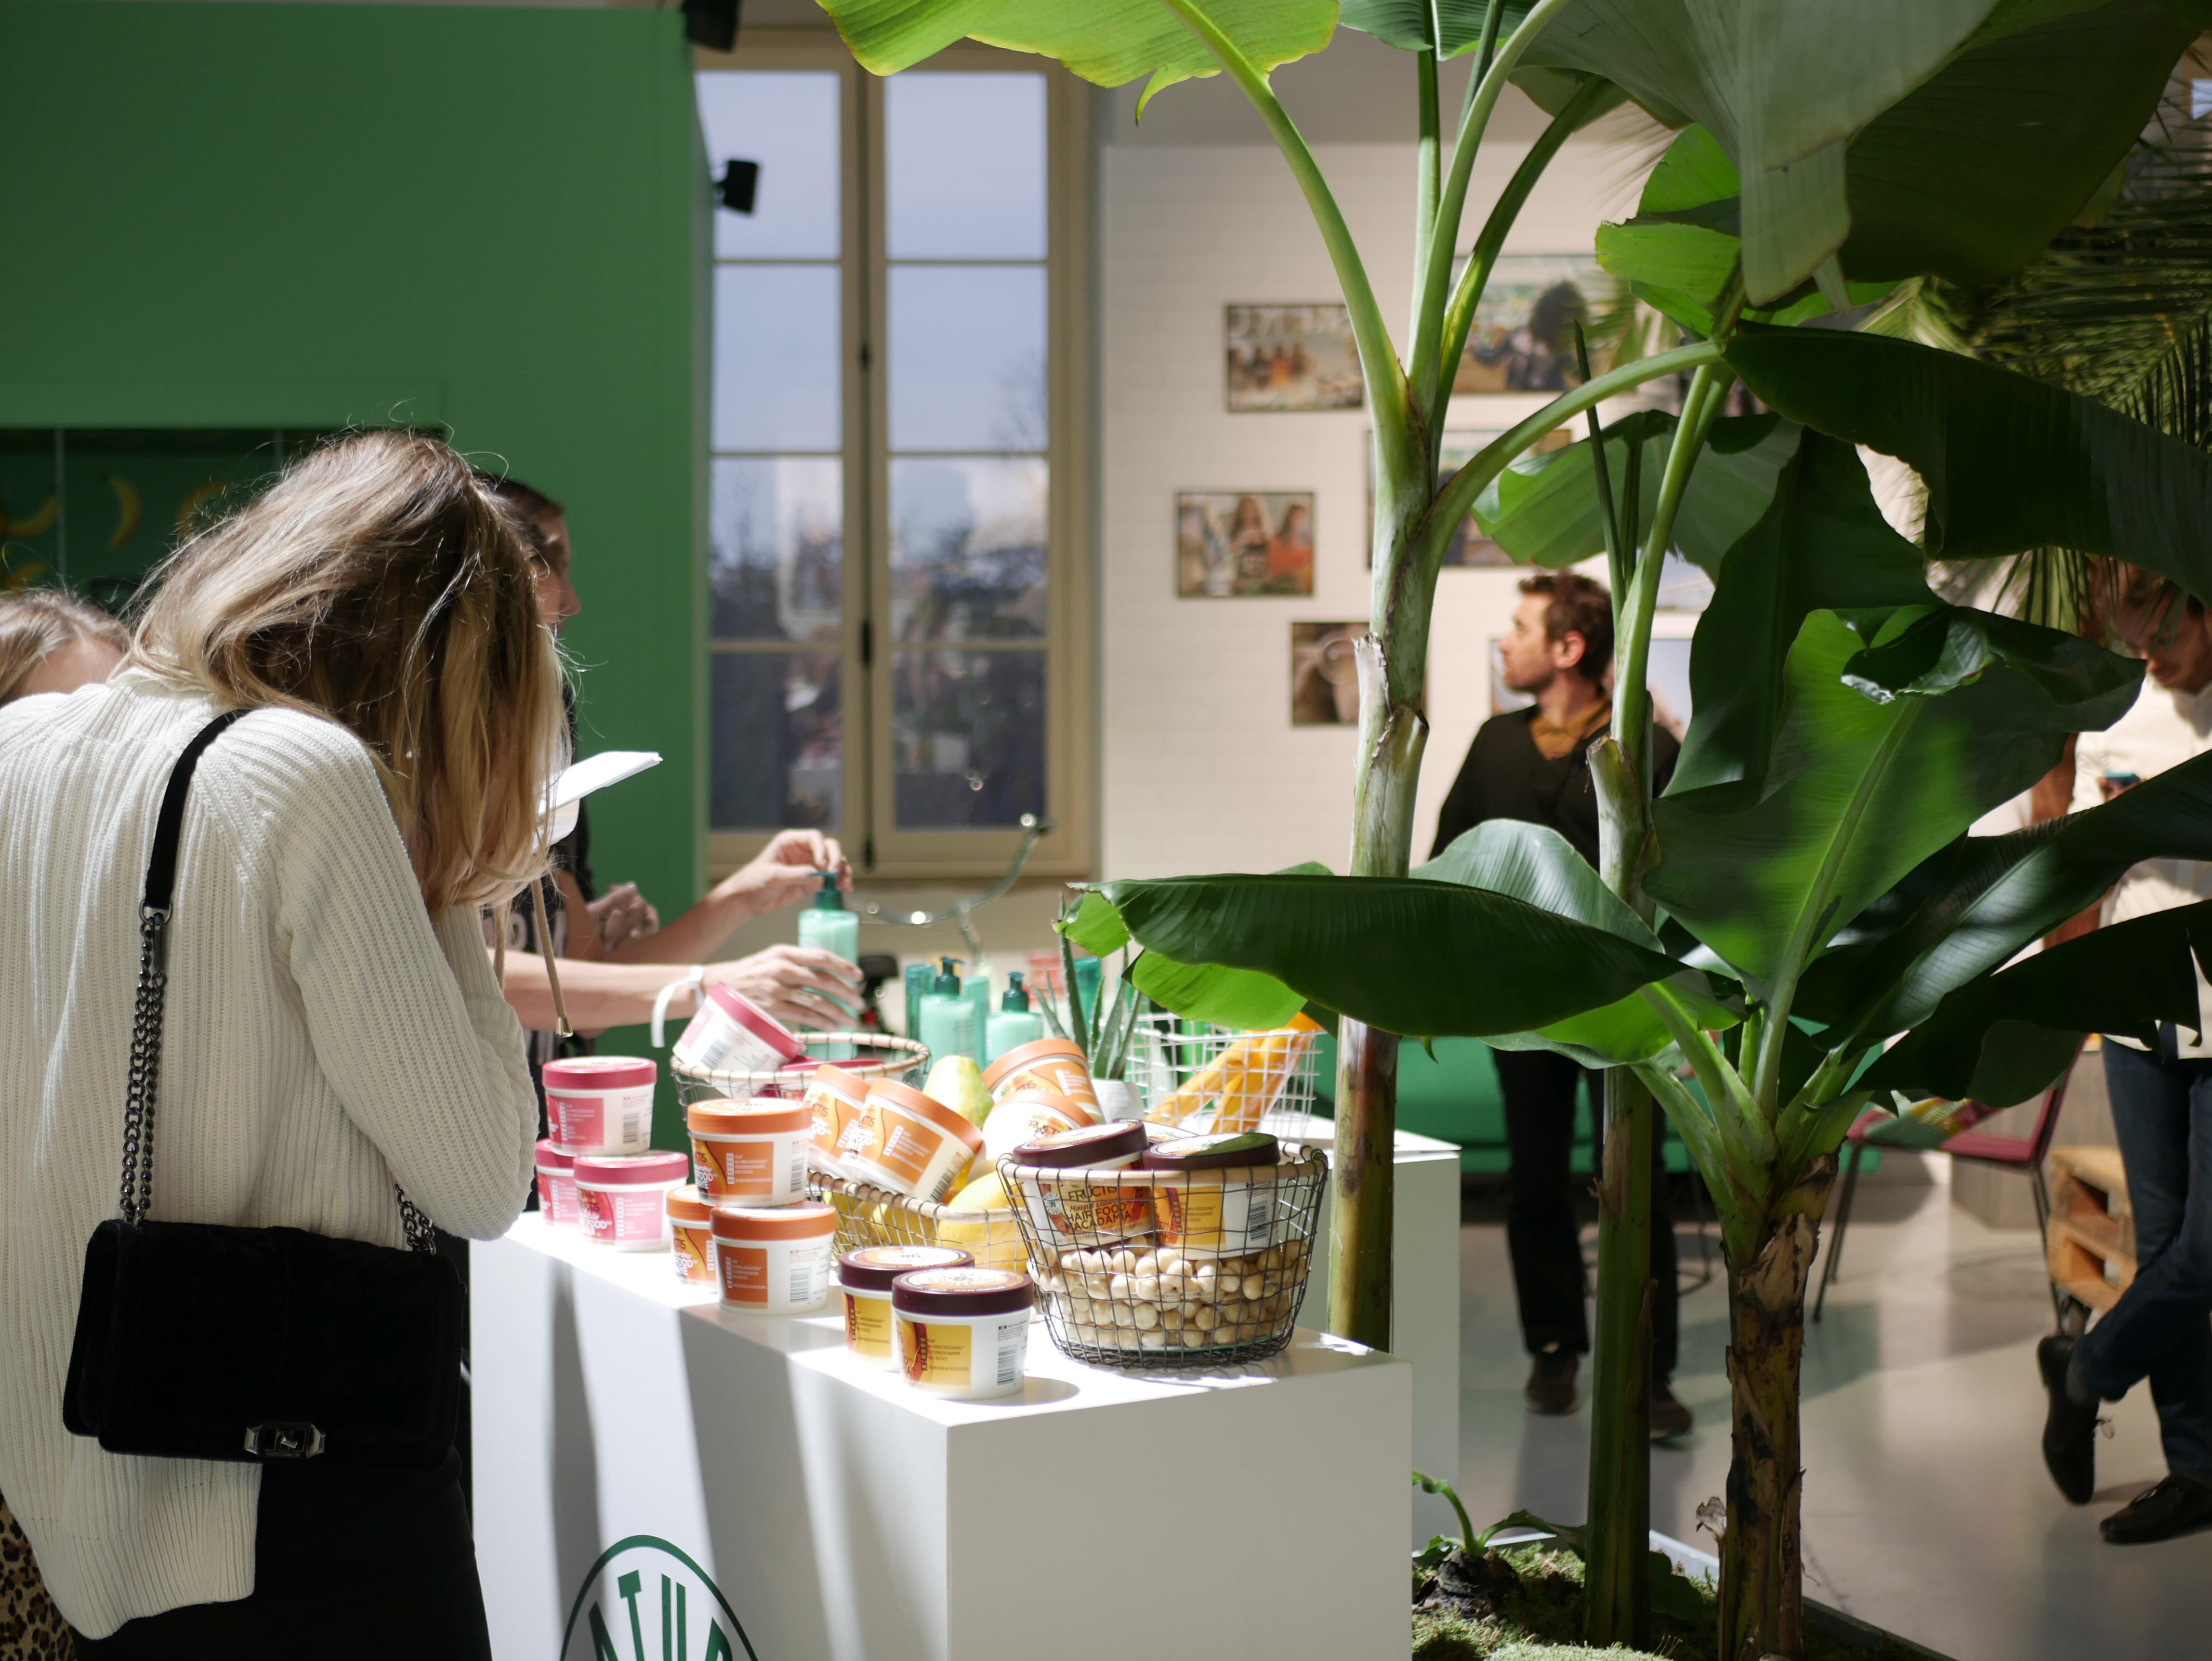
1140 1131 1283 1257
891 1267 1036 1398
1004 1121 1153 1251
838 1245 974 1365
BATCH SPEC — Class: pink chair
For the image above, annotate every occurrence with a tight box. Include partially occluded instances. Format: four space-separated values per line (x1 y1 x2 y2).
1811 1052 2078 1324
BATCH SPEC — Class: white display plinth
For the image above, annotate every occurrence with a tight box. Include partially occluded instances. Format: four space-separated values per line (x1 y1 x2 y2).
474 1216 1410 1661
1263 1114 1462 1544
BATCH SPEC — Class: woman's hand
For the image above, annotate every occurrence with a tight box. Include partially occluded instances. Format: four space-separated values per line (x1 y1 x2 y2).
710 829 853 921
707 944 862 1032
587 882 660 952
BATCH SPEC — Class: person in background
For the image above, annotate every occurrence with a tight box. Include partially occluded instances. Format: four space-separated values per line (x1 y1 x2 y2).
0 587 127 704
0 592 130 1661
474 475 859 1055
1428 570 1692 1438
0 431 553 1654
2039 576 2212 1544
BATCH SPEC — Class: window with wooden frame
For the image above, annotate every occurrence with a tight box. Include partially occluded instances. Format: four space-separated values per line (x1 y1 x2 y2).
695 33 1091 882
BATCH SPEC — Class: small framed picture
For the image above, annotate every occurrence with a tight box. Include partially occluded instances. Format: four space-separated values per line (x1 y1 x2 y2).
1292 621 1367 725
1365 428 1572 567
1225 304 1364 411
1176 491 1316 597
1452 255 1606 396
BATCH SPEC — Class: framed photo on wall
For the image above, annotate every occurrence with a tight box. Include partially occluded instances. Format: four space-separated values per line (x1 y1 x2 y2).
1176 490 1315 597
1292 621 1366 725
1452 255 1606 396
1364 428 1572 567
1224 304 1364 411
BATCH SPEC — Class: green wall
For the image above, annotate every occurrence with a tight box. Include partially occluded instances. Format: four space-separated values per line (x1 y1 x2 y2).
0 1 706 1127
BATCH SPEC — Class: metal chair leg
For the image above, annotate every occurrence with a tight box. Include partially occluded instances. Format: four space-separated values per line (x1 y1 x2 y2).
1813 1140 1865 1323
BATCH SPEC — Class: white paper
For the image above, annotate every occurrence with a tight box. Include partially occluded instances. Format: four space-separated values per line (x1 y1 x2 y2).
544 750 660 839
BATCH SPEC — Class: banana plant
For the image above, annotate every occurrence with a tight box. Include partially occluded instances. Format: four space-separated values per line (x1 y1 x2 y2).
812 0 2206 1652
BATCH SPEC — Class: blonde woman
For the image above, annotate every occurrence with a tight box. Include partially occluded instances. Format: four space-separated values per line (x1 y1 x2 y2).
0 587 128 704
0 431 559 1656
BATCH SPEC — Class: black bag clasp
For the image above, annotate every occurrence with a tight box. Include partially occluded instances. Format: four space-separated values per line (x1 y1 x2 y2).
243 1422 326 1460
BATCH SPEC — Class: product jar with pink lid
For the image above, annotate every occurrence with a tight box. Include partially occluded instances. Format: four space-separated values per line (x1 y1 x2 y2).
844 1079 987 1204
534 1140 579 1227
543 1056 658 1156
673 984 805 1077
686 1098 811 1206
711 1201 839 1314
574 1151 691 1250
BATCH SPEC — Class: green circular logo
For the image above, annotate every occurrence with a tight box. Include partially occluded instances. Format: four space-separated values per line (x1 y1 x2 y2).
558 1535 756 1661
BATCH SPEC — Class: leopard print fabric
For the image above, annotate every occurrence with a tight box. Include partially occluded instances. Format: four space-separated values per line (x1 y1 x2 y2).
0 1491 73 1661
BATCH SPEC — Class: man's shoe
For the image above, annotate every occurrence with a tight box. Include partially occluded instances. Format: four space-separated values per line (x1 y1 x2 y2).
2102 1474 2212 1544
1524 1348 1578 1415
2039 1334 2098 1504
1650 1380 1694 1440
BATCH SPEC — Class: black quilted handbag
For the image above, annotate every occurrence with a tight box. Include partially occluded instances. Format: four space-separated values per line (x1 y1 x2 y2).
62 711 464 1467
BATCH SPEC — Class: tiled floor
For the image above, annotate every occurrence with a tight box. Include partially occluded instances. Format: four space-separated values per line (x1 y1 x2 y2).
1453 1161 2212 1661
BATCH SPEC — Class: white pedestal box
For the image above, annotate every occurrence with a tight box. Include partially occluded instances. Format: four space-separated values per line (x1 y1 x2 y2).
1264 1114 1462 1544
473 1217 1410 1661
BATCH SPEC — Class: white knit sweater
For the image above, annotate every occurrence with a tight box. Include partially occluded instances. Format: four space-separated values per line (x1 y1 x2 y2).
0 672 538 1637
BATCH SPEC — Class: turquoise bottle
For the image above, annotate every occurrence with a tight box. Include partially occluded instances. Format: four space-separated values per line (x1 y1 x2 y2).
796 872 859 1058
917 957 980 1068
986 972 1044 1063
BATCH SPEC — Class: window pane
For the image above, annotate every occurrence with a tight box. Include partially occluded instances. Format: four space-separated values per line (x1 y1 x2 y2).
713 265 841 452
711 457 842 642
697 70 840 261
711 650 842 830
885 72 1046 261
887 265 1046 452
888 457 1045 643
891 649 1045 828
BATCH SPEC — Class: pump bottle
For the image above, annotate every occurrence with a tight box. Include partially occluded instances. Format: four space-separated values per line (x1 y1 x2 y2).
917 957 980 1068
986 972 1044 1063
796 871 859 1058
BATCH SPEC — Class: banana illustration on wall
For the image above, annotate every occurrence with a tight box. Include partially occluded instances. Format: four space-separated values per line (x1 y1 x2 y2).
175 481 225 536
0 496 58 540
105 476 141 550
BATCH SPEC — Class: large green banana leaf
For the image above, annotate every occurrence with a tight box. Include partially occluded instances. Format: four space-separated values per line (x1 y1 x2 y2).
1724 323 2212 596
1338 0 1530 54
1671 429 1935 796
1473 412 1798 571
815 0 1336 111
1063 870 1321 1031
1796 745 2212 1040
1840 0 2194 287
1647 606 2140 990
1860 899 2212 1102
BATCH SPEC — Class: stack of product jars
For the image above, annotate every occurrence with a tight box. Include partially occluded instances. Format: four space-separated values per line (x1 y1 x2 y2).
534 1055 692 1251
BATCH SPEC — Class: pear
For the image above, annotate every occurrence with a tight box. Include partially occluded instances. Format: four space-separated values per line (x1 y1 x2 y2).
923 1055 994 1129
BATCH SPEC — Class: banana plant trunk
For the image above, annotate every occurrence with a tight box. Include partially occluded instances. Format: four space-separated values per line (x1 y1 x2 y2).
1582 1068 1654 1644
1717 1160 1836 1661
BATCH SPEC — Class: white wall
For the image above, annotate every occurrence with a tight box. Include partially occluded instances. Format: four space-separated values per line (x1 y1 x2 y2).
1095 63 1678 881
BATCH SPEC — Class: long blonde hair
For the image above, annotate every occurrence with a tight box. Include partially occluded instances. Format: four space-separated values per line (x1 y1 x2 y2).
0 589 128 707
131 430 566 910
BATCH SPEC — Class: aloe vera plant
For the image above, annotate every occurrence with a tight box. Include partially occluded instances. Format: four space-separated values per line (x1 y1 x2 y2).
813 0 2212 1652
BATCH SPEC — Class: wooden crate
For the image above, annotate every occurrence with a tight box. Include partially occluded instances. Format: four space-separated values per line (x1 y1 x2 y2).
2046 1145 2135 1313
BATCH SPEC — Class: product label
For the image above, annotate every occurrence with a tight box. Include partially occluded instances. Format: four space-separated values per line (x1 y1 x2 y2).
998 1061 1097 1109
577 1186 615 1242
720 1245 768 1305
675 1002 788 1075
810 1092 859 1160
547 1087 652 1153
860 1106 949 1190
1155 1180 1275 1252
538 1170 576 1226
719 1238 832 1309
786 1237 832 1309
898 1317 972 1386
673 1223 715 1284
1031 1176 1153 1240
844 1290 892 1358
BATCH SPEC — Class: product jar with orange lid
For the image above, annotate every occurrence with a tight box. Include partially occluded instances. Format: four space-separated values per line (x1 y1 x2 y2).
1004 1121 1154 1252
978 1087 1095 1163
980 1039 1100 1117
534 1139 578 1227
574 1151 691 1250
543 1056 657 1156
666 1186 722 1285
803 1065 871 1179
673 983 805 1076
687 1098 811 1206
712 1201 839 1314
893 1268 1036 1399
837 1245 973 1364
1141 1131 1282 1257
844 1079 987 1203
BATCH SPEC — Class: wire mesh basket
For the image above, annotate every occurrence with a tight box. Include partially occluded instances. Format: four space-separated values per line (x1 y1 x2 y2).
1000 1143 1327 1369
1127 1014 1323 1132
672 1032 929 1106
812 1170 1029 1273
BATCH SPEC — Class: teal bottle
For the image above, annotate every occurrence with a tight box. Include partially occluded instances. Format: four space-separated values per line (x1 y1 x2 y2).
903 961 934 1045
796 872 859 1058
986 972 1044 1063
917 957 980 1068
